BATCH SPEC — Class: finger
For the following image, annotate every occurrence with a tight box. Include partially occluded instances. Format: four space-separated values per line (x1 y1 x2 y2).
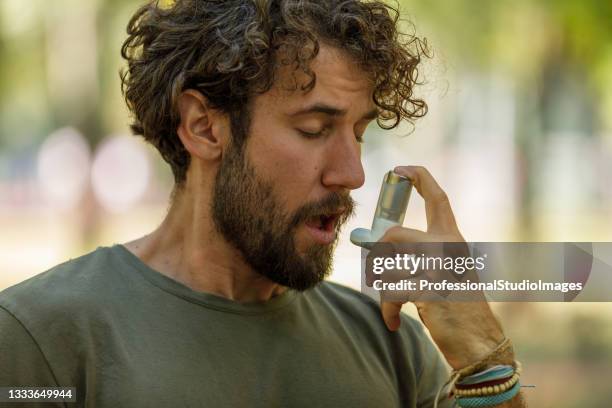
380 301 403 332
394 166 458 234
379 225 435 244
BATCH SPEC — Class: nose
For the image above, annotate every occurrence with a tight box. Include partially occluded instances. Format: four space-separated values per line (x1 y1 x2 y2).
321 130 365 191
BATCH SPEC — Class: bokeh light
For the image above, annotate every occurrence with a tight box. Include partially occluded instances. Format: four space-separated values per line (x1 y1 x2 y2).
91 135 151 213
36 127 90 211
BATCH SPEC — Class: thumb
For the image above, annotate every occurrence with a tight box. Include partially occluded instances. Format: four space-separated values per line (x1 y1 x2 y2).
381 301 403 332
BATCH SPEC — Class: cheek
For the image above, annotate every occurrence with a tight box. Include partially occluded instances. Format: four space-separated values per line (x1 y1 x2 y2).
248 129 323 184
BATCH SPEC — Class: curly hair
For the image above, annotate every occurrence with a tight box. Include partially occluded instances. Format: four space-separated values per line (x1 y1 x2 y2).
121 0 430 185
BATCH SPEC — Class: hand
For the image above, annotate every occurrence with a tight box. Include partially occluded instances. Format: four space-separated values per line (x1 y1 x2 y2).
378 166 510 370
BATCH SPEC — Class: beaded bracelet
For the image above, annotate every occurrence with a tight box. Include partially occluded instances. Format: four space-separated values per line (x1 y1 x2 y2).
432 338 518 408
453 373 519 397
455 375 513 391
455 381 521 407
453 362 522 397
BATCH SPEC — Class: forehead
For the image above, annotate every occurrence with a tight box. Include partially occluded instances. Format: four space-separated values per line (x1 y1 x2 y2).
255 45 376 117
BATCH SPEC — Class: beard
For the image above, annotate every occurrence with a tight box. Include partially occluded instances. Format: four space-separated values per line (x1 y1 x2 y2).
211 131 355 292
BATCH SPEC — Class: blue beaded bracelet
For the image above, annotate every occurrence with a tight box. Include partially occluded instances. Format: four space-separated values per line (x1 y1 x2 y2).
455 381 521 407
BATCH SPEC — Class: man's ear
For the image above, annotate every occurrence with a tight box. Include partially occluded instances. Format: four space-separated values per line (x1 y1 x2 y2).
176 89 227 161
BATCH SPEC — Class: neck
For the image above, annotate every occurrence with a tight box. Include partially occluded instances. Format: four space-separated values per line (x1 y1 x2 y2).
123 183 286 303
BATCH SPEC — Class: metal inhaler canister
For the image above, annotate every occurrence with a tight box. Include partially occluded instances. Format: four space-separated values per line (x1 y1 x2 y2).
370 171 412 240
350 171 413 247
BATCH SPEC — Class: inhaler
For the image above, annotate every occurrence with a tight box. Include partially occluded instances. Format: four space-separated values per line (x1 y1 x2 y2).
350 171 412 248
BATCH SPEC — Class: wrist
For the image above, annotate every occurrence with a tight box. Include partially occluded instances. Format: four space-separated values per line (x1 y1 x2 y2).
465 336 514 368
453 338 515 380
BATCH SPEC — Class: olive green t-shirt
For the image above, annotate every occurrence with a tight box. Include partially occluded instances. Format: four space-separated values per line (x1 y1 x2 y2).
0 245 451 407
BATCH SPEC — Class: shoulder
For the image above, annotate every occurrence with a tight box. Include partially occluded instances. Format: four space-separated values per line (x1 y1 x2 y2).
0 247 125 385
0 246 116 323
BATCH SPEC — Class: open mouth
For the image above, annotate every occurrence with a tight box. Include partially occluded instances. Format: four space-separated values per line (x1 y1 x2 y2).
302 208 346 245
306 211 342 232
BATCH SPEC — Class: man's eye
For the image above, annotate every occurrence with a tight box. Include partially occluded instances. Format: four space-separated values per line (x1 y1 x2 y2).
297 129 325 138
297 128 364 144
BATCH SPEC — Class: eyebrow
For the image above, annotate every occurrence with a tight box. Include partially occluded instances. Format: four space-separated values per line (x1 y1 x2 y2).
288 103 378 121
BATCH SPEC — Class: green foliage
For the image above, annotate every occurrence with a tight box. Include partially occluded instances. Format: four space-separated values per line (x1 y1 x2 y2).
400 0 612 75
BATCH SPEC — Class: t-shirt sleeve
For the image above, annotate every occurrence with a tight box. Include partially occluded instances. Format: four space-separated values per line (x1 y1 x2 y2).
408 318 454 408
0 305 65 407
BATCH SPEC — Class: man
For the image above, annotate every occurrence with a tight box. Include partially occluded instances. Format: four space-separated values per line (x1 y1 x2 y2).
0 1 525 407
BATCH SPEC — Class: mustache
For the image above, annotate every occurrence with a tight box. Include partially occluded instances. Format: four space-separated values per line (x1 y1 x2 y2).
289 192 356 229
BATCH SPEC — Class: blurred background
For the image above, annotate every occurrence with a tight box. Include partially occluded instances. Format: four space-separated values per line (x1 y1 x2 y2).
1 0 611 406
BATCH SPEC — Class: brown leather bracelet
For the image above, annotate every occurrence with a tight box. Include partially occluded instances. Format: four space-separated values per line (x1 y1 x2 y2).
452 338 516 380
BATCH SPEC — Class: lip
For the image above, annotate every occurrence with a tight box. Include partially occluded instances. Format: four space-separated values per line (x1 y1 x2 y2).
305 223 337 245
332 208 347 217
